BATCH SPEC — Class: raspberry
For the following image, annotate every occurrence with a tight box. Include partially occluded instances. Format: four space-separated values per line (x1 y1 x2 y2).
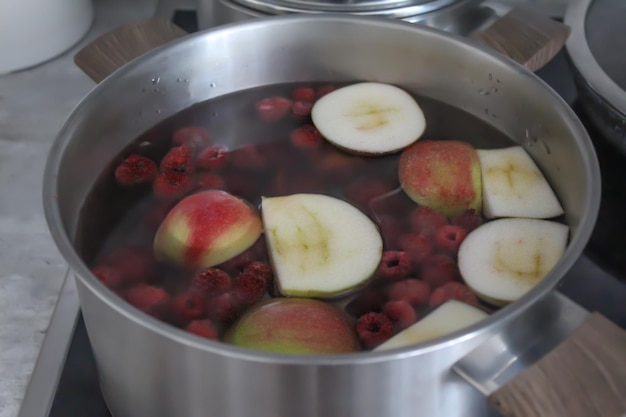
186 319 219 340
125 284 170 318
410 206 448 235
397 233 434 268
291 87 316 102
243 261 274 286
435 225 467 254
195 172 225 190
345 177 397 211
388 279 430 307
230 144 268 171
172 291 206 324
421 254 460 289
377 251 410 280
114 154 157 186
289 125 322 148
452 209 483 233
153 172 193 200
173 126 210 149
256 96 292 123
233 272 267 305
383 300 417 330
207 292 241 323
191 268 231 298
291 101 314 118
316 85 336 99
160 145 195 175
91 266 124 290
429 282 479 308
197 146 228 170
102 246 154 284
356 312 394 349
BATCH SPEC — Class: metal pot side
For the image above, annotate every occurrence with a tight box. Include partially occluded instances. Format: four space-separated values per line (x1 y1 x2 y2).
43 15 600 417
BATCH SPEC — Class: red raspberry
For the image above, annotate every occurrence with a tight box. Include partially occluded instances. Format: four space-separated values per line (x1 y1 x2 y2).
356 312 394 349
435 225 467 254
125 284 170 318
102 246 154 284
291 87 316 102
316 85 336 99
256 96 292 123
186 319 219 340
153 172 193 200
421 254 460 289
195 172 225 190
388 279 430 307
429 282 479 308
173 126 210 149
452 209 483 233
291 101 314 118
197 146 228 170
233 272 267 305
207 292 241 323
243 261 274 286
172 291 206 324
114 154 157 186
383 300 417 330
230 144 268 171
160 145 195 175
91 266 124 290
289 124 322 148
410 206 448 235
397 233 434 268
191 268 231 298
377 251 410 280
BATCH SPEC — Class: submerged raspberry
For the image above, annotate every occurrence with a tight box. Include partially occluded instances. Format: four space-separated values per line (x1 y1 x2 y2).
435 225 467 254
91 265 124 290
291 87 316 102
233 272 267 305
397 233 434 268
172 291 207 324
388 279 430 307
410 206 448 235
125 284 171 319
114 154 157 186
290 124 322 148
451 209 483 233
316 84 336 99
256 96 292 123
102 246 155 285
356 312 394 349
230 144 268 171
173 126 210 149
243 261 273 286
377 251 411 280
197 146 228 170
195 172 225 190
153 172 193 200
291 101 314 118
191 268 231 298
207 292 241 323
186 319 219 340
429 282 479 308
421 254 460 289
383 300 417 330
160 145 195 175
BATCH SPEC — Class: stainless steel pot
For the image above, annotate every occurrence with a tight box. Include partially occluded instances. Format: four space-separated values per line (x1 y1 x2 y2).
44 15 615 417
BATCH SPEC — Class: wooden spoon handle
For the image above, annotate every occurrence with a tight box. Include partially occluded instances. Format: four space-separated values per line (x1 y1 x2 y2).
488 312 626 417
74 18 188 83
471 7 571 72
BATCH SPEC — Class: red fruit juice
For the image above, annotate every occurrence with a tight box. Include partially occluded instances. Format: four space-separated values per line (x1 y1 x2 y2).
76 82 517 348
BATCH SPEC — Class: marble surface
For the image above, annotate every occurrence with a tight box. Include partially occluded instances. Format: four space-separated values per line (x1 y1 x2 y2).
0 1 156 416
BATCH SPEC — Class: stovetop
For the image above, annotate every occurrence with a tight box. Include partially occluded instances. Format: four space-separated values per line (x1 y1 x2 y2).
20 10 626 417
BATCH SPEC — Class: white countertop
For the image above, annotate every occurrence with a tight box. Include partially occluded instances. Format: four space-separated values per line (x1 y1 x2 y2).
0 1 156 416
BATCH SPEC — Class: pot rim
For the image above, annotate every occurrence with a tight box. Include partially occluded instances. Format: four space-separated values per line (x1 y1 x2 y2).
43 14 601 365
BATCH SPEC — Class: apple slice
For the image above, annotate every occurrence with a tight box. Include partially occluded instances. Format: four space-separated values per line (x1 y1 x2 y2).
261 193 383 298
477 146 564 219
457 218 569 306
375 300 488 351
311 82 426 155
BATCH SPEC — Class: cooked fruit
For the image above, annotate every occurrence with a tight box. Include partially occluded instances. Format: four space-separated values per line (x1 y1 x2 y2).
153 190 262 269
374 300 488 351
224 298 360 354
261 193 383 298
477 146 564 219
311 82 426 155
399 140 482 218
457 218 569 306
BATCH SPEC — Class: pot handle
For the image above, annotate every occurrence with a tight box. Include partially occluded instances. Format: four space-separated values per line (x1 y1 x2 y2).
468 6 571 72
74 18 188 83
453 291 626 417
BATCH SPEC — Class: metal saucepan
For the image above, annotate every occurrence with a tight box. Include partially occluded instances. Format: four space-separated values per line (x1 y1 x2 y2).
43 15 625 417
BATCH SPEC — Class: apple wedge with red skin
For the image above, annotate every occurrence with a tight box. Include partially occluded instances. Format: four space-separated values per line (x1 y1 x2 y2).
224 298 360 354
398 140 482 219
154 190 262 269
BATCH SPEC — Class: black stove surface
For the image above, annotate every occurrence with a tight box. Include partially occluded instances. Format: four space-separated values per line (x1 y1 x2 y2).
47 11 626 417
